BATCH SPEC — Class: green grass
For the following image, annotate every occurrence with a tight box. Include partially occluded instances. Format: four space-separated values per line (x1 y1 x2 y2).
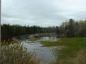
41 37 86 58
41 40 59 46
41 37 86 57
41 37 86 64
41 38 86 47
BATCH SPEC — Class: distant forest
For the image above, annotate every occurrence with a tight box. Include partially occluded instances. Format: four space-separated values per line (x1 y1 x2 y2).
1 19 86 41
1 24 57 41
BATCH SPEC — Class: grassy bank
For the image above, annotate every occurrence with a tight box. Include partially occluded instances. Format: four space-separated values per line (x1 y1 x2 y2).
41 38 86 64
41 38 86 47
0 41 39 64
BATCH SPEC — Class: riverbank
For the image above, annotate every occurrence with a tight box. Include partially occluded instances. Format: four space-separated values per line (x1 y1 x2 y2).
41 37 86 64
1 37 86 64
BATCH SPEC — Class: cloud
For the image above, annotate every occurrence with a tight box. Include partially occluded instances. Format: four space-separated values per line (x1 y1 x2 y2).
1 0 86 26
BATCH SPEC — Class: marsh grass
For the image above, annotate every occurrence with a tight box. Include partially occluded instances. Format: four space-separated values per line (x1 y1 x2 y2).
41 37 86 64
0 41 40 64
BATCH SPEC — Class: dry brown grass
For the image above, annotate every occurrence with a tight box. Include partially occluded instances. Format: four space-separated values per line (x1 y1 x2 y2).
0 42 40 64
57 48 86 64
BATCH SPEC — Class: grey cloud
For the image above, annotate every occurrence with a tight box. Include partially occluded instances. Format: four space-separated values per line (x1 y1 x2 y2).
1 0 86 26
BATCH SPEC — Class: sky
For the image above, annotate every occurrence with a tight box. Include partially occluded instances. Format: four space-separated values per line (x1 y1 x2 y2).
1 0 86 27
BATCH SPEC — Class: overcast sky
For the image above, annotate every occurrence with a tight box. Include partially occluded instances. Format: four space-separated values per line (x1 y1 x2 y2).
1 0 86 27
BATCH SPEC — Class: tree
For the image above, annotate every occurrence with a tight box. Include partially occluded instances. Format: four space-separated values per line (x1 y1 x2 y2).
65 19 75 37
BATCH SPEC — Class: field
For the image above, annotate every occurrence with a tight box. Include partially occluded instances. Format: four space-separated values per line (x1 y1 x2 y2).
41 38 86 64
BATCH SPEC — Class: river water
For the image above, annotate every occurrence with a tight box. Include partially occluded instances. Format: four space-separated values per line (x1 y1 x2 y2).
21 37 58 64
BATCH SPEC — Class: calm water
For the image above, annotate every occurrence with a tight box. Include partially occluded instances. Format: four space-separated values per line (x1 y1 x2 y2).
21 37 58 64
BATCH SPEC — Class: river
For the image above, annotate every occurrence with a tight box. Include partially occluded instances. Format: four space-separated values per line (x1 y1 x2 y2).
21 36 58 64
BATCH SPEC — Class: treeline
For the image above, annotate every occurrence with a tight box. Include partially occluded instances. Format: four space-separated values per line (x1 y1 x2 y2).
1 19 86 41
1 24 57 41
58 19 86 37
